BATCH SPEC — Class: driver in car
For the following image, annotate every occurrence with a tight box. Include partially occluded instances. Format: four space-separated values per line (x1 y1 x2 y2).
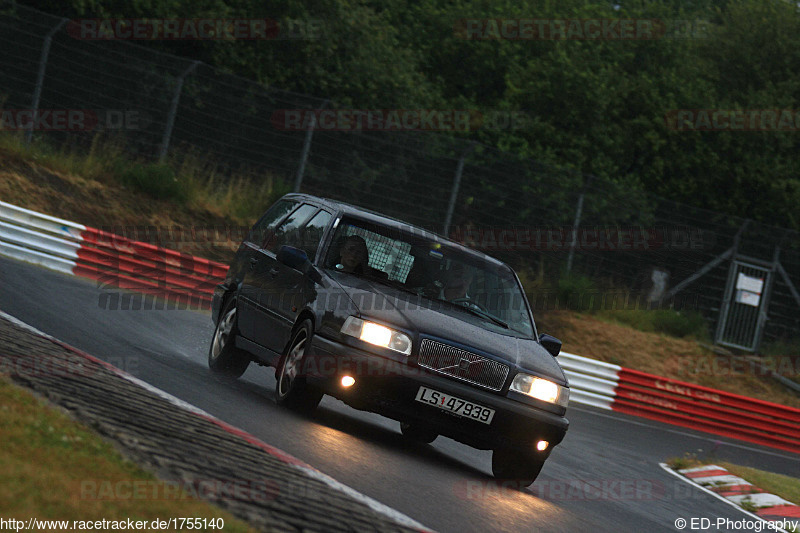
442 262 474 301
338 234 369 274
335 234 389 280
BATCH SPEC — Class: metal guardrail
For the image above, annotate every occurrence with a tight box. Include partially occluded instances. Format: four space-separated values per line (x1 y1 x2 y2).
558 352 621 410
560 349 800 454
1 201 798 454
614 368 800 454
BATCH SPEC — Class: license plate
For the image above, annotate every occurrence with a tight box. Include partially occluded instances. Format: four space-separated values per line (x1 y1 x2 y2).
414 386 495 424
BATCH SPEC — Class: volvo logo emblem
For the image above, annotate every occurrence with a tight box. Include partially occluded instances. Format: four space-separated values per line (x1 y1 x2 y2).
458 358 471 372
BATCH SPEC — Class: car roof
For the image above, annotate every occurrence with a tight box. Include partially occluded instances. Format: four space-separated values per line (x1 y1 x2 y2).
280 193 507 268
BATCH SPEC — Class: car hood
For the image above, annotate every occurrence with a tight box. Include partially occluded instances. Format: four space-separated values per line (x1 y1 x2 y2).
328 273 567 385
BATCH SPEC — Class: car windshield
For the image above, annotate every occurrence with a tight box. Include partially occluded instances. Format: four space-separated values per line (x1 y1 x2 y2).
324 217 535 337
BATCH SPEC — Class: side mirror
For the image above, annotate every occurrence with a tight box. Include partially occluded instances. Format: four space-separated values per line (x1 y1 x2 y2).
277 245 308 269
277 246 322 284
538 333 562 357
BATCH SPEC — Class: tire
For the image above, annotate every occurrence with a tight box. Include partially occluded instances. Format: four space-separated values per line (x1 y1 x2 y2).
275 319 323 413
400 422 438 444
491 446 546 488
208 297 251 379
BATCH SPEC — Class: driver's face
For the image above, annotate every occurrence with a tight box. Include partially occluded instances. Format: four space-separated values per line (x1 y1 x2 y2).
340 241 366 271
444 264 473 298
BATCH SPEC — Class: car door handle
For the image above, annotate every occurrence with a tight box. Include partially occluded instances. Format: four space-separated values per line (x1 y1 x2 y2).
269 267 280 277
249 257 258 269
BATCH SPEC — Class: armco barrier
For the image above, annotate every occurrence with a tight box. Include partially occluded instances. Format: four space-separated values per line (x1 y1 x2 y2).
560 350 800 454
614 368 800 454
0 201 227 308
2 201 799 454
558 351 621 410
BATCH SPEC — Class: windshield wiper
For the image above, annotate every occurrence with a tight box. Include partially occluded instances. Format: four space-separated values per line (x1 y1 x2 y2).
445 301 509 329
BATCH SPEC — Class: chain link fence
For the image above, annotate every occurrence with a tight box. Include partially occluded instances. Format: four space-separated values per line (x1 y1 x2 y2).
1 3 798 350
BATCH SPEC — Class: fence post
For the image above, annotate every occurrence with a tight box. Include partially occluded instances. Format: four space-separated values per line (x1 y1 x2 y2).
566 191 585 274
443 142 476 237
566 175 592 274
27 18 67 145
713 219 750 344
753 245 781 353
294 103 327 193
158 61 200 161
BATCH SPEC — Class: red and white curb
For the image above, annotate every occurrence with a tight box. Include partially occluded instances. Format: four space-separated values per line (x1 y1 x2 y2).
661 463 799 532
0 310 432 533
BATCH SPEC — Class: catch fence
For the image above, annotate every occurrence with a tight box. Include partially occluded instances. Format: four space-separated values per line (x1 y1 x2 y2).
1 3 798 350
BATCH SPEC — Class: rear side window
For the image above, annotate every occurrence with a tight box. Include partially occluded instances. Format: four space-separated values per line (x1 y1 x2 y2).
247 199 297 246
264 203 318 254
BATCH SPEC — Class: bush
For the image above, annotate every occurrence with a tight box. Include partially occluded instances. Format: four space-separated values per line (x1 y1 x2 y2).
116 161 187 203
601 309 709 339
557 274 597 310
652 310 709 339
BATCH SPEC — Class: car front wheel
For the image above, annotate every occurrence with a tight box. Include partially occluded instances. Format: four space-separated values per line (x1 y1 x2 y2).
275 319 323 413
208 297 250 379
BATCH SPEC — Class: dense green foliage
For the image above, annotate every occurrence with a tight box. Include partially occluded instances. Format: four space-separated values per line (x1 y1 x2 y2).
600 309 710 339
17 0 800 230
115 161 186 202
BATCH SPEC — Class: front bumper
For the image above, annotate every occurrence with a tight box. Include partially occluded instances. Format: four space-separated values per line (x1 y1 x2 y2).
307 334 569 452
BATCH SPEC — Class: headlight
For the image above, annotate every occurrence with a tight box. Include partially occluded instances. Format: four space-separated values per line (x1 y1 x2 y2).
510 374 569 408
341 316 412 355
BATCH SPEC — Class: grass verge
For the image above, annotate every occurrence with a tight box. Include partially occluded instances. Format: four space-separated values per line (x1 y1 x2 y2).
536 310 800 408
595 309 709 340
0 132 291 264
0 377 254 531
0 131 290 222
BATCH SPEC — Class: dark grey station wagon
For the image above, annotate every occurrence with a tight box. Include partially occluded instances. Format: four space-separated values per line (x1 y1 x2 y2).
209 193 569 486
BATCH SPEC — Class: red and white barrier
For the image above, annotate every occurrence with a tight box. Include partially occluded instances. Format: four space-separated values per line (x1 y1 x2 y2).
0 201 227 308
614 368 800 454
2 201 799 454
560 351 800 454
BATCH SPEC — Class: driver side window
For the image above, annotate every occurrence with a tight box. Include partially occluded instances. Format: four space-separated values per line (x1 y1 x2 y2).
246 199 297 246
264 203 318 254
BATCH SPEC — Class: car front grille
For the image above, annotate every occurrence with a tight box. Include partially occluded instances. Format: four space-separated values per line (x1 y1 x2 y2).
417 339 509 391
